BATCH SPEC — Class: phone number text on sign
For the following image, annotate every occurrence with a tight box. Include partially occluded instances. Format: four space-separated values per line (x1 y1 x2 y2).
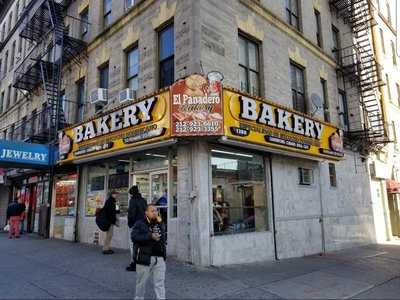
175 121 221 133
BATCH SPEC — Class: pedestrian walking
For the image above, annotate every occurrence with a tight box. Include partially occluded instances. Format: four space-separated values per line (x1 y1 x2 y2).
101 190 120 254
126 185 147 272
6 198 21 239
18 199 26 235
132 204 166 300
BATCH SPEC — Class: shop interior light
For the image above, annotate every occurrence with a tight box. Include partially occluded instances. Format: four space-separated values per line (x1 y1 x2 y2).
211 149 253 158
118 159 131 163
145 153 167 158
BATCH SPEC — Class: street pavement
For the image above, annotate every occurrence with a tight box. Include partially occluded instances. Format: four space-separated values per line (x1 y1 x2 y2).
1 233 400 299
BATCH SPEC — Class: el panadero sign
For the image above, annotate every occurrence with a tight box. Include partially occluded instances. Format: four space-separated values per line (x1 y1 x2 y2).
58 91 171 163
223 88 344 160
171 74 224 136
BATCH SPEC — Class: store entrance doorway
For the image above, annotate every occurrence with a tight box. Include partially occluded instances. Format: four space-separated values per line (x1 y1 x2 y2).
388 193 400 237
133 170 169 228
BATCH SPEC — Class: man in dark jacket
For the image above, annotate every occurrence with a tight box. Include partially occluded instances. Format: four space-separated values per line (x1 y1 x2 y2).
6 199 21 239
102 191 120 254
132 204 166 300
126 185 147 271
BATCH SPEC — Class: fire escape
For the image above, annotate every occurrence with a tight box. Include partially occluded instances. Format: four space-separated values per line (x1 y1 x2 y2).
330 0 389 155
13 0 87 143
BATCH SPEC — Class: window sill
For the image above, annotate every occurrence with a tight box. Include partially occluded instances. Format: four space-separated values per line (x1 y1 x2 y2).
212 230 272 238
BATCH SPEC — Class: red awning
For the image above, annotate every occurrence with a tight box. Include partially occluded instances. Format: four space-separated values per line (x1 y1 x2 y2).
386 179 400 193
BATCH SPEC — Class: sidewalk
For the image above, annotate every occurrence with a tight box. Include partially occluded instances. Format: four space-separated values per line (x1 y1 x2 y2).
1 233 400 299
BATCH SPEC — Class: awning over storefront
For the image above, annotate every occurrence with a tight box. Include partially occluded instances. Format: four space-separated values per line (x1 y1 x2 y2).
386 179 400 194
0 140 55 169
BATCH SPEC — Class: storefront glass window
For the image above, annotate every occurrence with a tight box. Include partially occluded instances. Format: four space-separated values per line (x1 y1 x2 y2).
108 161 129 215
86 164 107 216
211 148 268 235
55 174 77 216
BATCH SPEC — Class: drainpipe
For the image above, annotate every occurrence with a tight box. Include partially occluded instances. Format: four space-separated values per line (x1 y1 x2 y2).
318 161 326 254
74 165 81 243
268 155 278 260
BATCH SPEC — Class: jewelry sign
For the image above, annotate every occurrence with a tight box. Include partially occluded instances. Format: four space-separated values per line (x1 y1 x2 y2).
170 73 224 136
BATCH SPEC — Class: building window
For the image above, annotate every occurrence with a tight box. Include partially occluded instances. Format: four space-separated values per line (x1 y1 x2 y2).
299 167 314 185
211 148 268 235
125 0 135 10
30 109 37 136
20 116 26 140
8 12 13 33
103 0 112 28
321 78 330 122
86 164 107 216
158 23 174 88
18 36 22 54
332 25 340 63
386 1 391 24
391 121 398 142
108 161 130 215
80 8 89 37
99 63 109 89
59 90 67 123
1 24 5 41
126 46 139 90
286 0 300 30
10 41 15 69
338 89 349 131
239 34 260 96
16 0 20 17
9 124 14 140
315 9 323 48
328 163 337 187
391 41 397 65
5 85 11 110
290 61 306 113
380 28 385 54
4 51 8 75
12 87 17 105
396 83 400 107
76 78 85 122
0 91 4 114
386 73 391 100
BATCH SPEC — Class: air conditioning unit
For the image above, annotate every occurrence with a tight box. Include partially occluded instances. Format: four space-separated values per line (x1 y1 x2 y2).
90 88 108 104
119 88 136 104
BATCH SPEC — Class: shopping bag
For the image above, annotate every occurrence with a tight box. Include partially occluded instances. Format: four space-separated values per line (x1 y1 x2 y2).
3 224 10 232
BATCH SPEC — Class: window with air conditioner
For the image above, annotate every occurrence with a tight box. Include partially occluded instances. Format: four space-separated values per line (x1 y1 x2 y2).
298 168 313 185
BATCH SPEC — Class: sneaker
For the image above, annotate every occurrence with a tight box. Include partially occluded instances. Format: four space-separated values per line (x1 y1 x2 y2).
126 263 136 272
102 250 114 255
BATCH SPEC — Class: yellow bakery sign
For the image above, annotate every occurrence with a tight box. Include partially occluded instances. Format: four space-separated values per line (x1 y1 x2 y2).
58 90 171 163
223 88 344 160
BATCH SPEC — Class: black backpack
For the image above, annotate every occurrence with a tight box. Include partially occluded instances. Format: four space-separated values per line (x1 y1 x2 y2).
95 208 111 232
